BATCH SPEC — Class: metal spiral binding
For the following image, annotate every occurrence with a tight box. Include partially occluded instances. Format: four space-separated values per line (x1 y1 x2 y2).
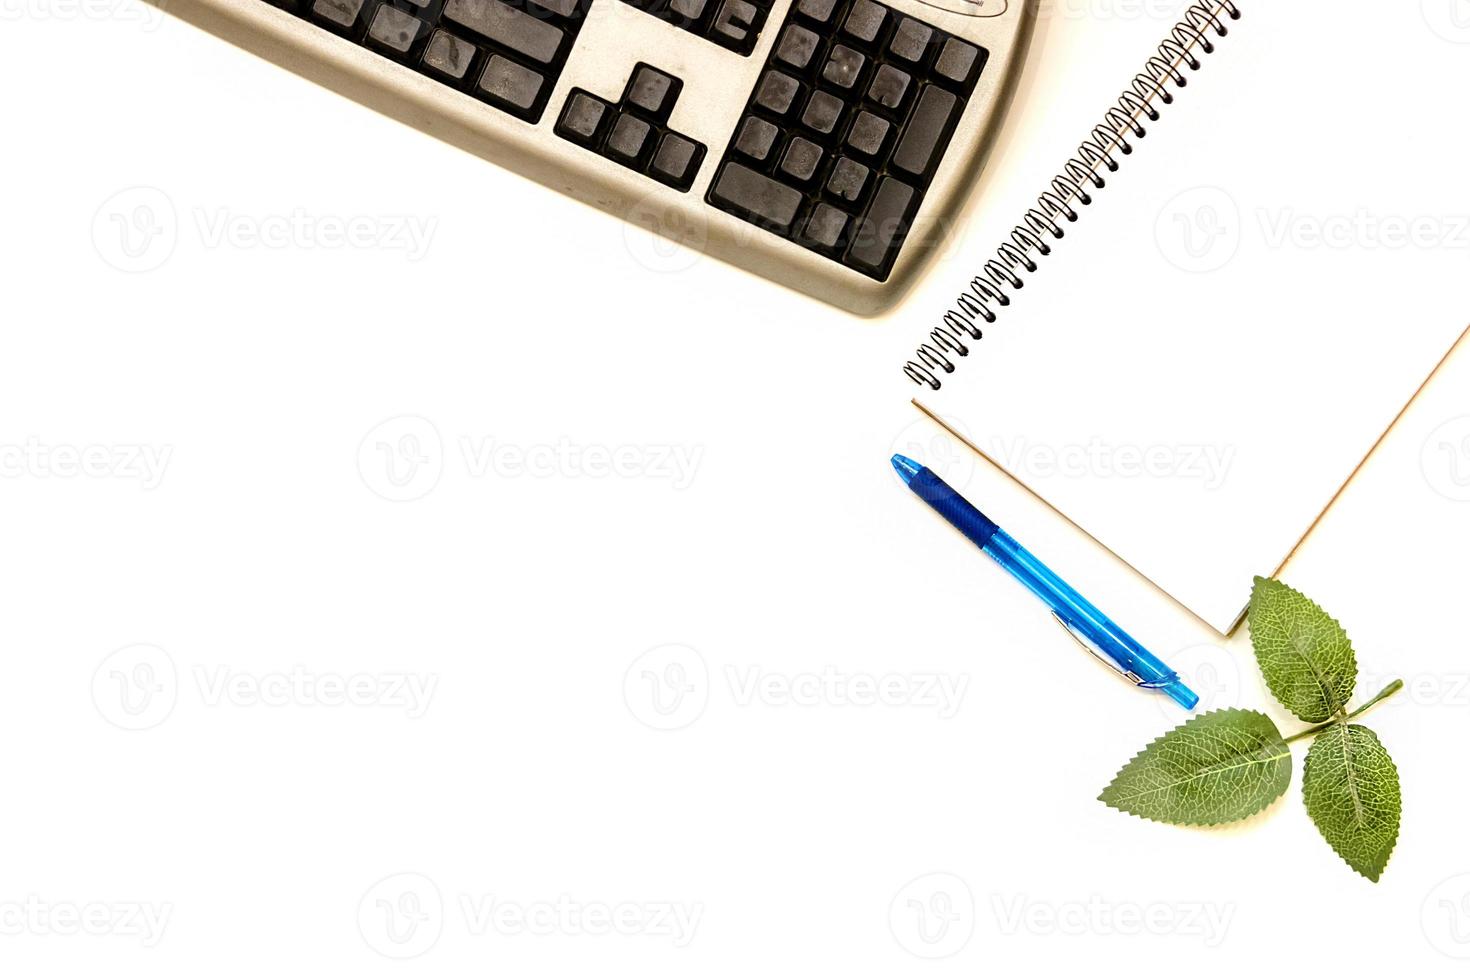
903 0 1242 390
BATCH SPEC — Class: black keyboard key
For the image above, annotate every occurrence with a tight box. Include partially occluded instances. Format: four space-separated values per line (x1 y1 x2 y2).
796 0 837 23
312 0 363 28
827 156 868 202
889 17 931 62
478 56 544 111
556 90 609 144
867 64 910 109
846 110 889 156
779 136 823 182
651 133 705 190
754 71 801 115
822 45 865 89
368 6 425 53
606 113 652 163
627 65 677 117
712 0 759 46
444 0 563 65
842 0 884 43
711 163 803 231
847 176 916 274
803 203 849 249
934 37 981 86
802 90 844 134
892 84 956 177
735 116 779 160
775 25 820 70
422 30 476 80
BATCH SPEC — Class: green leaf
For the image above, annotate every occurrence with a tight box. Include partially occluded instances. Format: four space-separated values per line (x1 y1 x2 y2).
1099 709 1292 826
1247 577 1358 723
1303 723 1401 882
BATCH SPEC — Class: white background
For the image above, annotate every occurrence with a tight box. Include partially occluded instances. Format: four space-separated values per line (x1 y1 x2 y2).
3 1 1470 976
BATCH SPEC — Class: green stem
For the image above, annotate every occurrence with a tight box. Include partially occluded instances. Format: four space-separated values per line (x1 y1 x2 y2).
1348 678 1405 717
1283 679 1404 744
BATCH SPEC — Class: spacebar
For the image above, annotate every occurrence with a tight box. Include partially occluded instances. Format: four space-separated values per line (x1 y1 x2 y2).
443 0 563 65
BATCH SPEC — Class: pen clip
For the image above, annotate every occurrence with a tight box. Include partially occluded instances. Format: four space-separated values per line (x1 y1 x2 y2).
1050 612 1146 687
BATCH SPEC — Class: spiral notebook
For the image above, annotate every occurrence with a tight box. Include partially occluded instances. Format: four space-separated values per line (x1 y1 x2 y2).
903 1 1469 633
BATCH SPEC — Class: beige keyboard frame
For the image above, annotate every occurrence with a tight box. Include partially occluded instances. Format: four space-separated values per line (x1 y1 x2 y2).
146 0 1035 314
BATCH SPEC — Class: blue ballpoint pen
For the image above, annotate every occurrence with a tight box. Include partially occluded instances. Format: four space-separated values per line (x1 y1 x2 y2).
892 454 1198 710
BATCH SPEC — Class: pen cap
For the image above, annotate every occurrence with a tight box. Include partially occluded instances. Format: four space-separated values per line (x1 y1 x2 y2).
1153 676 1200 711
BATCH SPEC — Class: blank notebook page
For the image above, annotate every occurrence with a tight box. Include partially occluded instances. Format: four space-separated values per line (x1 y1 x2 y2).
914 1 1468 633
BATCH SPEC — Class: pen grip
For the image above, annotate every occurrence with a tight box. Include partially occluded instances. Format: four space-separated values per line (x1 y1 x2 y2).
907 468 1000 551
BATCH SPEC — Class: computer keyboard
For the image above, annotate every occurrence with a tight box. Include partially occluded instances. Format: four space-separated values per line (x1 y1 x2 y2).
150 0 1032 312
